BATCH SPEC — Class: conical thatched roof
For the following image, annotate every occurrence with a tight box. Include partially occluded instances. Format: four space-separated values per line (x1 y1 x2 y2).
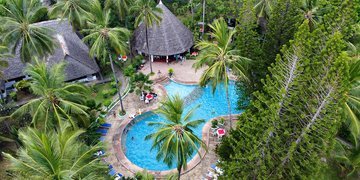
132 1 194 56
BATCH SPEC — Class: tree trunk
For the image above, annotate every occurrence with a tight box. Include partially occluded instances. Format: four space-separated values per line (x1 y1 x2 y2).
201 0 206 39
226 87 232 129
177 165 182 180
190 0 194 23
145 26 153 73
109 54 125 112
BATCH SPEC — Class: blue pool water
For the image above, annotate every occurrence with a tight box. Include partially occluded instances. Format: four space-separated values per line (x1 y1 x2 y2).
124 81 243 171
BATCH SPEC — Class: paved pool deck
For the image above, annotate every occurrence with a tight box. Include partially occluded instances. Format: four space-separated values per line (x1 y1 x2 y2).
103 60 235 179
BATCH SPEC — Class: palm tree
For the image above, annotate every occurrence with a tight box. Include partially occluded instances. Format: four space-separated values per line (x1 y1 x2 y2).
333 140 360 178
300 0 319 30
343 58 360 145
193 18 249 129
49 0 90 29
0 0 56 62
9 58 90 131
145 95 206 179
105 0 133 21
3 126 107 179
254 0 274 28
82 0 130 113
131 0 162 73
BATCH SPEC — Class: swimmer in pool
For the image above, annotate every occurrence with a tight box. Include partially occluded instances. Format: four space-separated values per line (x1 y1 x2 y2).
131 137 134 140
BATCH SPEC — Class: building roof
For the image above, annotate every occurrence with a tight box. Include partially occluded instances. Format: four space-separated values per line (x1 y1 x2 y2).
3 19 100 81
132 1 194 56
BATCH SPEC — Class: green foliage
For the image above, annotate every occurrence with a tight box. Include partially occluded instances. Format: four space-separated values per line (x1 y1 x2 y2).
124 64 136 77
49 0 91 29
135 170 155 180
14 80 30 92
82 0 130 64
0 0 55 62
110 88 118 95
9 58 90 131
168 68 174 74
333 140 360 178
217 19 351 178
103 99 112 107
9 91 17 101
3 127 107 179
194 18 250 128
235 0 264 107
145 95 206 178
102 89 111 98
262 0 302 72
211 119 218 128
129 72 152 95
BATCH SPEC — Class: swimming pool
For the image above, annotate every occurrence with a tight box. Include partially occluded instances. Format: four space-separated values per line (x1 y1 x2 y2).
124 81 243 171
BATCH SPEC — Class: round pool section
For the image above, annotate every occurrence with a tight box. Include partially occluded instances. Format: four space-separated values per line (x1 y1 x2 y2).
124 81 243 171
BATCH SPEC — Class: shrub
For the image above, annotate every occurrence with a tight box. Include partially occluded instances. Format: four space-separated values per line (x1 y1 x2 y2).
9 91 17 101
102 90 110 98
109 88 117 96
110 81 117 88
103 99 112 107
168 68 174 77
211 119 218 128
124 65 136 77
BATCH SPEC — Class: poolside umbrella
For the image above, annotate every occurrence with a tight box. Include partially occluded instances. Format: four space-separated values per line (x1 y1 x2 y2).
146 94 154 99
217 128 226 137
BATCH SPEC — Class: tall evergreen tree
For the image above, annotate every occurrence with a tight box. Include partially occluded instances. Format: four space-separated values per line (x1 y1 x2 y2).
235 0 263 107
262 0 302 72
217 20 350 178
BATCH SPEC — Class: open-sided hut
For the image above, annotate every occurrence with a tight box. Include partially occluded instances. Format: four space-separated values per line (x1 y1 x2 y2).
132 0 194 63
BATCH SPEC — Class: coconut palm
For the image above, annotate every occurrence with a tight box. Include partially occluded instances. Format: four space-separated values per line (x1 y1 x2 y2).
3 126 107 179
333 140 360 178
0 0 56 62
9 58 90 131
343 59 360 144
131 0 162 73
82 0 130 113
300 0 319 30
49 0 90 29
193 18 249 129
145 95 206 179
105 0 133 21
254 0 274 23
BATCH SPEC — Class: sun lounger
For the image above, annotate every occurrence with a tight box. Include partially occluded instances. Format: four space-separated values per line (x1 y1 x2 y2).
96 129 108 135
100 123 112 129
99 137 105 142
108 168 116 176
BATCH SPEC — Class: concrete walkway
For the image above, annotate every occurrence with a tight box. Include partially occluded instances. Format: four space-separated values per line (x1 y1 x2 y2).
140 60 207 84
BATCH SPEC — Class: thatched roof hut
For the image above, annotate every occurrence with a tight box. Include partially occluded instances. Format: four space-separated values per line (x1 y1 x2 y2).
132 0 194 56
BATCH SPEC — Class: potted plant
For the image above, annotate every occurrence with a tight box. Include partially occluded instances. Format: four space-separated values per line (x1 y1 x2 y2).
211 119 218 131
168 68 174 78
218 118 225 127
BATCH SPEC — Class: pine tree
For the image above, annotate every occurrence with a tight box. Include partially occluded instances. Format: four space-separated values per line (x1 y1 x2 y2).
234 0 263 108
217 20 350 178
262 0 302 72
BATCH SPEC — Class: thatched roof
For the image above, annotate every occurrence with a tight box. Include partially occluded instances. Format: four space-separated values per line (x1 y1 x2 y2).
4 20 100 81
132 1 194 56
